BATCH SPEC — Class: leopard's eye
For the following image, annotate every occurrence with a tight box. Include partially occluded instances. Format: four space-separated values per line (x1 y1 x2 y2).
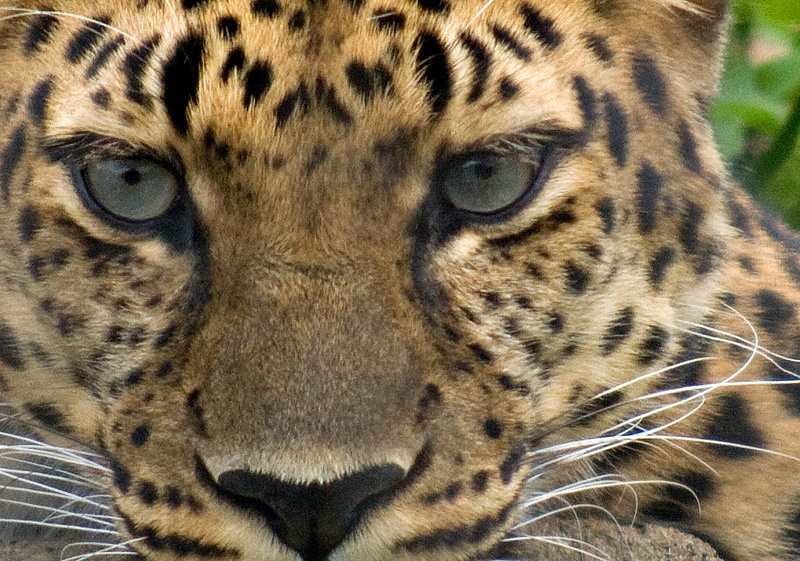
441 153 537 215
80 158 179 222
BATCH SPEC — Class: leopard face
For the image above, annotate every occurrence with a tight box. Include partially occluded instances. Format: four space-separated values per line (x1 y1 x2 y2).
2 0 800 560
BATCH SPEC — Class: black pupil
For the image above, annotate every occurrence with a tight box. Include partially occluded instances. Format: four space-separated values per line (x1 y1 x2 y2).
471 159 496 180
122 169 142 185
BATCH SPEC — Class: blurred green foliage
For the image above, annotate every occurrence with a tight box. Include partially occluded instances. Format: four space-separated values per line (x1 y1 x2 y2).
712 1 800 226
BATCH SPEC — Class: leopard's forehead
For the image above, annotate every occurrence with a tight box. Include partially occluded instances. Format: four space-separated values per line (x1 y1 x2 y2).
50 0 599 152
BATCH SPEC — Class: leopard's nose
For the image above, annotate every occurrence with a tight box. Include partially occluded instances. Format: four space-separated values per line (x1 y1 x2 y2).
216 464 405 561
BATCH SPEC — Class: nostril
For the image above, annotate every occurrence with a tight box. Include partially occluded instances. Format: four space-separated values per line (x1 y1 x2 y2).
215 464 405 561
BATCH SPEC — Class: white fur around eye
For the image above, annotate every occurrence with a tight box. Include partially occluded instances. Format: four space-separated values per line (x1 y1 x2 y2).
83 158 178 221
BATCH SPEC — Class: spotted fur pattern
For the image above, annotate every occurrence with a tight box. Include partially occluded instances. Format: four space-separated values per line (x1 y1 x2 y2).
0 0 799 560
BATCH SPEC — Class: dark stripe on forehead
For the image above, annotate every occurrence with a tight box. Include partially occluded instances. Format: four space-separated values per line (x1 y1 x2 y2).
414 32 451 116
459 32 491 104
86 35 125 79
24 11 59 54
519 3 562 50
490 25 531 62
65 15 111 64
122 34 162 108
162 33 205 136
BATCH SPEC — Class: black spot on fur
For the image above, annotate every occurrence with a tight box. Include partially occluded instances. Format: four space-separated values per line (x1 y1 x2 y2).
573 76 597 130
131 425 150 446
444 482 461 501
344 0 364 11
372 8 405 32
27 76 55 126
679 201 703 255
498 77 518 101
306 144 328 174
25 402 68 432
243 60 273 107
155 325 177 349
565 261 589 294
648 247 675 288
601 307 634 355
671 471 715 503
483 418 503 439
724 196 751 237
398 504 512 552
574 390 623 425
111 459 131 492
637 162 662 235
412 0 449 13
28 256 45 281
0 322 24 370
499 444 525 484
220 47 246 83
125 368 145 387
251 0 281 17
162 34 205 135
459 32 491 103
678 119 701 174
471 470 490 492
288 9 306 30
738 255 756 274
596 197 615 234
138 481 158 505
704 394 766 458
754 289 797 335
602 93 628 167
217 16 239 39
345 61 393 103
490 25 531 61
641 501 689 523
638 325 670 365
318 80 354 125
274 84 310 127
519 3 562 50
1 125 26 202
66 16 110 64
469 343 493 363
91 88 111 108
632 53 668 115
182 0 212 8
86 35 125 79
496 375 530 396
122 34 161 108
582 33 613 62
24 12 59 54
18 205 40 243
546 311 564 333
414 32 451 116
165 486 183 508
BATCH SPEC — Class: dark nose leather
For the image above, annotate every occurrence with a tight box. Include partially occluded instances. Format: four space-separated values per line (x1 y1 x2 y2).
217 464 405 561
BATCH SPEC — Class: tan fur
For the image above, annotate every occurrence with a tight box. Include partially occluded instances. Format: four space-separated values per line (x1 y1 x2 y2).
0 0 798 560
